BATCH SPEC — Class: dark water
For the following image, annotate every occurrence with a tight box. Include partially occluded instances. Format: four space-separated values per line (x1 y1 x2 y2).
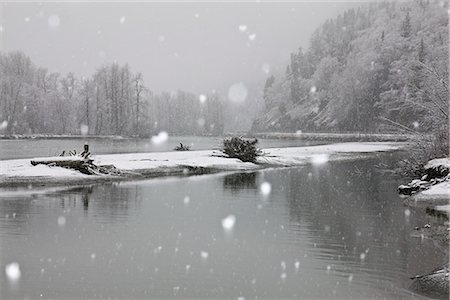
0 136 325 160
0 153 445 299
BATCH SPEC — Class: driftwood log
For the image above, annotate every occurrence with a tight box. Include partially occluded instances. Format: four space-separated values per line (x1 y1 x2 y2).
30 144 121 176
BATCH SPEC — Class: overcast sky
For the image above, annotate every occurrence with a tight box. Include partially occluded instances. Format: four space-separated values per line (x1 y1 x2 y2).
0 2 358 96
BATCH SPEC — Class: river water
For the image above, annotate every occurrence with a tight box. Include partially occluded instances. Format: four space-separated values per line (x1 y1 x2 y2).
0 138 446 299
0 136 325 160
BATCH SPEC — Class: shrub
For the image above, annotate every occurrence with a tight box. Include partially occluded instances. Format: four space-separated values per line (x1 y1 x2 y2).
397 125 449 177
174 143 191 151
222 137 262 163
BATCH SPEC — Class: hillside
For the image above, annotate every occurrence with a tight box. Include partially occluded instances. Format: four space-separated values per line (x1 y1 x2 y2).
252 1 449 135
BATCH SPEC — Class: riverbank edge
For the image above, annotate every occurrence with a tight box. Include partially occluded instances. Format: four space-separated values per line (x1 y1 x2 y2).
248 132 416 142
0 142 403 188
401 157 450 298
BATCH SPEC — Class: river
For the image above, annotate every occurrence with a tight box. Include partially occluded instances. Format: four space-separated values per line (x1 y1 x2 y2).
0 137 446 299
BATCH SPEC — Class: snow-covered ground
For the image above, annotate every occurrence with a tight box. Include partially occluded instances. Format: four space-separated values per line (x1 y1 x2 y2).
425 158 450 170
422 181 450 213
409 158 450 213
0 142 401 186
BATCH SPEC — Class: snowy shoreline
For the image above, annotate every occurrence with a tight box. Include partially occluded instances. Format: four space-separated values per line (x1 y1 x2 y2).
406 158 450 213
0 142 402 187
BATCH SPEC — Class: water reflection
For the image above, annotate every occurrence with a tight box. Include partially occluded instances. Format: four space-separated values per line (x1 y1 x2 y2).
222 172 258 193
0 154 446 299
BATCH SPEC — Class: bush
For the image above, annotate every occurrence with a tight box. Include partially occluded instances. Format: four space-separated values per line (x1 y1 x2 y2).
222 137 262 163
397 125 449 177
174 143 191 151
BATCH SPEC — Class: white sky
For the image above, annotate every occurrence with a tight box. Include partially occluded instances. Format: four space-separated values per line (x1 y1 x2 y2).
0 2 359 96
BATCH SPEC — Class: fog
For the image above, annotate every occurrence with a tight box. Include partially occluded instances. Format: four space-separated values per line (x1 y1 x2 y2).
0 2 355 95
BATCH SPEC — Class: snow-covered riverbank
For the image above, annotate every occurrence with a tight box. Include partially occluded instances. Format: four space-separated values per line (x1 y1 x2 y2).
406 158 450 213
0 142 401 187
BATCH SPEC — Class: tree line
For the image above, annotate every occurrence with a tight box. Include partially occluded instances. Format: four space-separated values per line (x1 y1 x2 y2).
0 52 224 137
252 0 448 136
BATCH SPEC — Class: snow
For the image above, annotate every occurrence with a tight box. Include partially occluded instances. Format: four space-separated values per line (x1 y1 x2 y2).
0 159 88 178
228 82 248 104
199 94 207 104
222 215 236 232
261 63 270 74
151 131 169 145
0 142 400 185
57 216 66 226
421 181 450 197
80 124 89 135
0 120 8 130
5 262 21 282
260 182 271 196
435 204 450 213
311 154 329 164
200 251 209 259
31 156 88 163
48 15 60 28
425 158 450 170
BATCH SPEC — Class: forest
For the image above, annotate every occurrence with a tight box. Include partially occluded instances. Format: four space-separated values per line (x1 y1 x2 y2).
252 1 448 137
1 1 448 140
0 52 224 137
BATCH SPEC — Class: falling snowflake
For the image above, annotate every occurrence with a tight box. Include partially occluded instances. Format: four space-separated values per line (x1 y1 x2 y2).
5 262 21 282
412 121 419 128
80 124 89 135
222 215 236 232
201 251 209 259
151 131 169 145
238 25 247 32
360 253 366 260
90 253 96 260
261 63 270 74
248 33 256 41
0 120 8 130
119 16 126 24
295 260 300 270
183 196 190 205
159 35 165 43
311 154 329 165
260 182 272 196
404 209 411 217
48 15 60 29
25 17 30 22
199 94 207 104
310 86 317 93
197 118 205 127
57 216 66 226
173 286 180 295
228 82 248 104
